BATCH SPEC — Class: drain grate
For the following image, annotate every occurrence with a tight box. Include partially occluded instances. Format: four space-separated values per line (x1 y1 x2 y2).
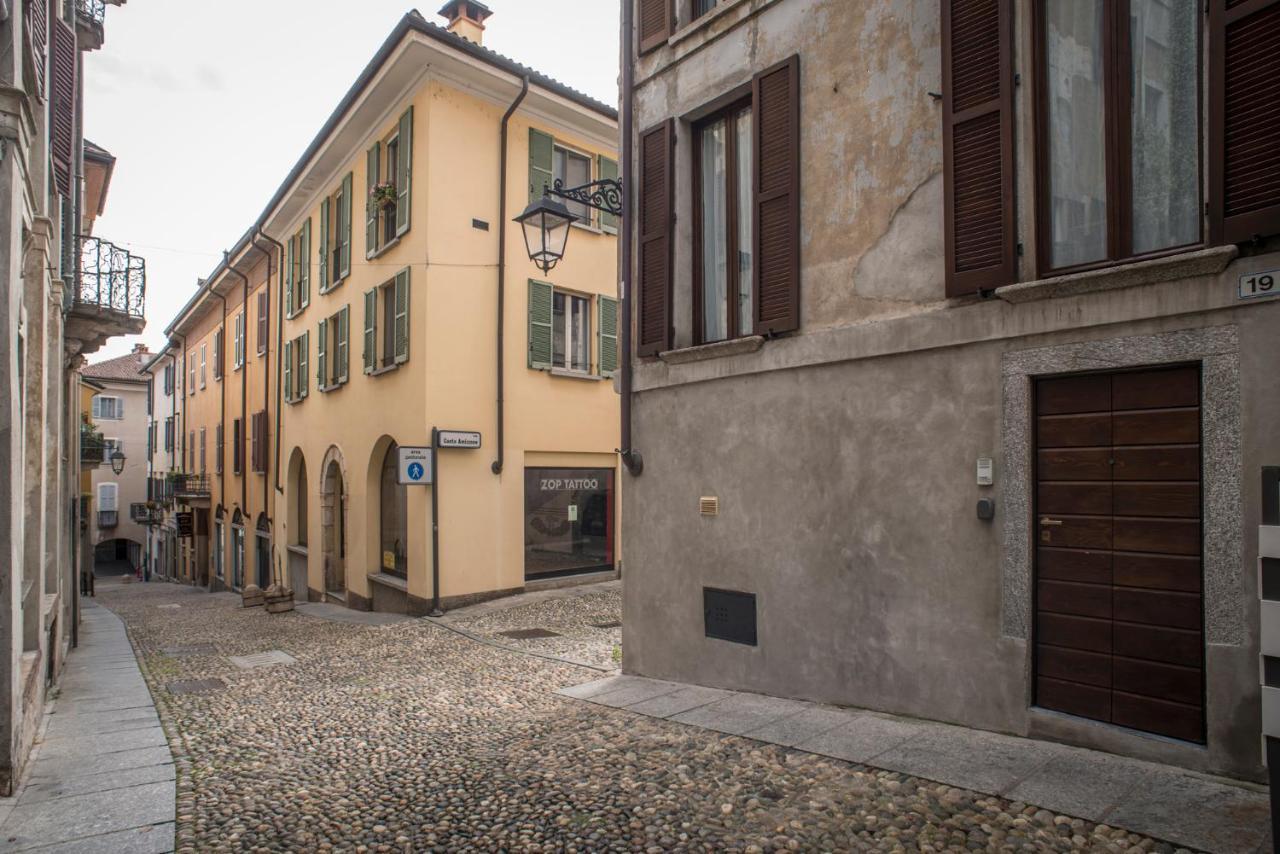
166 678 226 695
498 628 561 640
228 650 297 670
162 644 216 657
591 620 622 629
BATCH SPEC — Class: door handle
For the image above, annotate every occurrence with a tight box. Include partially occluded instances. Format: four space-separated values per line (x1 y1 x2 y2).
1040 517 1064 526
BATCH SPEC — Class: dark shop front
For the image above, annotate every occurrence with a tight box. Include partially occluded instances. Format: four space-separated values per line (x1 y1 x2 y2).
524 468 614 579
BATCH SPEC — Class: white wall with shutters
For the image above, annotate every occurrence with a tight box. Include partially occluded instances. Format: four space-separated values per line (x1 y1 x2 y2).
97 483 118 512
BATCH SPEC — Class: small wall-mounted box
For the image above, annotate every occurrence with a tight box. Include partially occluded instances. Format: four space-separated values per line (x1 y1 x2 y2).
699 496 719 517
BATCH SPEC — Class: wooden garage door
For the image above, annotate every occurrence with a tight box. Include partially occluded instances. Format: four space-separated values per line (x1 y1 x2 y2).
1034 365 1204 743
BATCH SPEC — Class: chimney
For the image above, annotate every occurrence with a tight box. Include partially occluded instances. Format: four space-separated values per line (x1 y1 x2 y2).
132 343 149 355
438 0 491 45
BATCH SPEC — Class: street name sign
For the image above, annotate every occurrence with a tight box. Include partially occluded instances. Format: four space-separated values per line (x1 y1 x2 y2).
397 446 433 485
438 430 482 449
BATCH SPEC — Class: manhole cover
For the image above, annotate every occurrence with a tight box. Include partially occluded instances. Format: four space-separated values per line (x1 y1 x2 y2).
591 620 622 629
228 650 297 670
498 628 561 640
166 678 225 695
162 644 216 657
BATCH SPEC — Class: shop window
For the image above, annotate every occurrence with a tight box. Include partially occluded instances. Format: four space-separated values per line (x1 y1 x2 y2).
379 443 408 578
524 468 614 580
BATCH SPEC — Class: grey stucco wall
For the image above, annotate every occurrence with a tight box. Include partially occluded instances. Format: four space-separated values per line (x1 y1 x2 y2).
623 290 1280 782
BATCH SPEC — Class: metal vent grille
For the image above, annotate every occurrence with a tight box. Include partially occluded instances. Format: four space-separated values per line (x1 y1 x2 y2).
703 587 757 646
699 496 719 516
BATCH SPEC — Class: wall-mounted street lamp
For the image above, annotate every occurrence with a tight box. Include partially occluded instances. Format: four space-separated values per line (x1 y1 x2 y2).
514 178 623 273
110 449 126 476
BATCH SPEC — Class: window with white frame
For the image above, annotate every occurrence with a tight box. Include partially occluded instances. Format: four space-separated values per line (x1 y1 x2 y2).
526 281 617 377
554 145 592 224
283 331 310 403
317 306 350 390
199 344 207 388
553 291 591 372
233 311 245 369
91 395 123 420
362 269 410 373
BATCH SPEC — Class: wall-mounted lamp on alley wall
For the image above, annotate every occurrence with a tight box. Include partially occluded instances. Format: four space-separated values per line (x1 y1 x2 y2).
110 449 126 476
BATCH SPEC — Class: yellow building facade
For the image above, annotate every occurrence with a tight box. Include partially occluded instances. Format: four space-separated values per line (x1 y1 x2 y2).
151 5 620 614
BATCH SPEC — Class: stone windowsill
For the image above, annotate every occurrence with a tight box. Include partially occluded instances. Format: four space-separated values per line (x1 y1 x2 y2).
669 0 760 47
367 236 402 262
367 572 408 592
996 245 1239 305
658 335 765 365
549 368 605 382
287 544 308 557
367 362 400 378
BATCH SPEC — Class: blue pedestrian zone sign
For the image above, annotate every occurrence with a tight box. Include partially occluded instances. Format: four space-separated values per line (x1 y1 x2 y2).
398 447 433 485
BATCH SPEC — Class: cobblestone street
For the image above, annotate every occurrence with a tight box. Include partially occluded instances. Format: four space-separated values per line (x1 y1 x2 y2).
99 580 1192 853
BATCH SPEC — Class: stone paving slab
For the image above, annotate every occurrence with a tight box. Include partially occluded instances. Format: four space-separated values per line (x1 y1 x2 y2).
560 675 1270 854
17 822 175 854
0 605 175 853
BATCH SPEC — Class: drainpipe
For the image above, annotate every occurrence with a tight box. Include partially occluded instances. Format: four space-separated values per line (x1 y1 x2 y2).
255 228 286 495
250 231 275 497
491 75 529 476
619 0 642 475
223 251 249 512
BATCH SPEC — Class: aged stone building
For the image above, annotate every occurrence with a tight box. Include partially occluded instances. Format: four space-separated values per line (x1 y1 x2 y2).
620 0 1279 782
0 0 144 792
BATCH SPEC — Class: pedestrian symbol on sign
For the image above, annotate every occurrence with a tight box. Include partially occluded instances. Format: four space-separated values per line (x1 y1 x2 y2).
408 462 424 481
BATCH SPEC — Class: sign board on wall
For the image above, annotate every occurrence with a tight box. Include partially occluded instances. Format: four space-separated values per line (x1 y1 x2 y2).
176 512 194 538
1239 269 1278 301
437 430 482 449
397 447 433 485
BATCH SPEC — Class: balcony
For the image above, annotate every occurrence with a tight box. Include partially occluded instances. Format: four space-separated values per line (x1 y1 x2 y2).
130 503 162 526
75 0 106 51
66 235 146 358
171 474 211 502
97 510 118 529
80 429 106 467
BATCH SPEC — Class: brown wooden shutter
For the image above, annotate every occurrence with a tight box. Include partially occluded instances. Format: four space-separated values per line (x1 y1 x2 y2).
49 18 76 197
638 0 672 54
637 120 673 357
26 0 48 100
1209 0 1280 244
753 55 801 336
941 0 1015 296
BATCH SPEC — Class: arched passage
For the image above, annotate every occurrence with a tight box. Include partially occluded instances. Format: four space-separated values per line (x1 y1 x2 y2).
321 447 348 597
286 448 310 598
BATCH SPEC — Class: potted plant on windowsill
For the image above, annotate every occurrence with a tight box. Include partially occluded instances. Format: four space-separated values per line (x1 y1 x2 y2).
370 182 397 209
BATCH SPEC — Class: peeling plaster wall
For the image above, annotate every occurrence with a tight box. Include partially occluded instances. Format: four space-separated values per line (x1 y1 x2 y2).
633 0 946 347
623 0 1280 782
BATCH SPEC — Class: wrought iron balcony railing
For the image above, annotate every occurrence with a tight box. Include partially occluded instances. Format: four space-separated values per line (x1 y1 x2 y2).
81 430 106 465
97 509 118 529
75 0 106 28
171 473 211 499
130 503 162 525
76 235 145 319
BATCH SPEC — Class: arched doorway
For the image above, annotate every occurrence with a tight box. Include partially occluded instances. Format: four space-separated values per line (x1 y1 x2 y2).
380 442 408 578
231 510 245 590
287 449 310 598
322 453 347 598
213 506 225 588
255 514 272 589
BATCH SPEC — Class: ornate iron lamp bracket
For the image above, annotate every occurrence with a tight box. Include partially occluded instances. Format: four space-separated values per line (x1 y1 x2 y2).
544 178 622 218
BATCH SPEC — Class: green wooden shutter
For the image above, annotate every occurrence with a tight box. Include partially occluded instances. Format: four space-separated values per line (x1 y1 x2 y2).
396 107 413 237
529 128 553 202
598 296 618 377
319 197 330 292
393 268 410 364
316 318 328 389
598 156 619 233
285 236 295 317
283 340 293 402
528 279 553 370
340 172 353 279
300 218 312 309
366 142 379 257
337 305 350 383
363 289 377 374
298 331 309 398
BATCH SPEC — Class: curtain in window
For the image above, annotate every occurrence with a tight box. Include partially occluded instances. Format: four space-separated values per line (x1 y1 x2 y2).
1130 0 1199 255
1046 0 1107 268
700 118 729 342
735 108 754 334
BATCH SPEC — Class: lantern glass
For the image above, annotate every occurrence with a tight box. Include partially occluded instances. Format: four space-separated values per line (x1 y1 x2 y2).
515 196 577 272
110 450 126 476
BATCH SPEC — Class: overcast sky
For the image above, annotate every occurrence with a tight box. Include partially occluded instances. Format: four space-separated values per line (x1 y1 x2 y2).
85 0 620 362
